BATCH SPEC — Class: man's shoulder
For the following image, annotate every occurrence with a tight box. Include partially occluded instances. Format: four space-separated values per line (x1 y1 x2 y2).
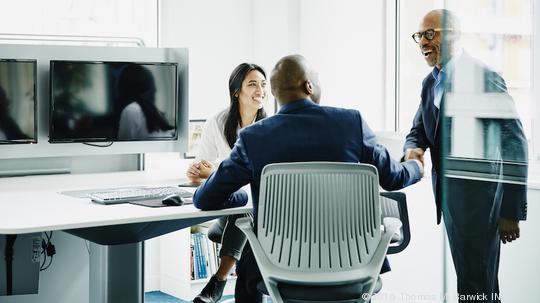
318 104 360 116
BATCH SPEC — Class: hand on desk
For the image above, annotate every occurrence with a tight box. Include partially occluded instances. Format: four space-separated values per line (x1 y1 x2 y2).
186 160 214 184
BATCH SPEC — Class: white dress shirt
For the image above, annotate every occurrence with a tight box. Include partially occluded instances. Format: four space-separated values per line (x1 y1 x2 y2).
195 108 259 165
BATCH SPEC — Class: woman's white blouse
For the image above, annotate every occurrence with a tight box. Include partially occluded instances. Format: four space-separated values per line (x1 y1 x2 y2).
195 109 233 165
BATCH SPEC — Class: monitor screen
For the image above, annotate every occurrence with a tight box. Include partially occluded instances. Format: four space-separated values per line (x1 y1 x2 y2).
0 59 37 144
49 60 178 143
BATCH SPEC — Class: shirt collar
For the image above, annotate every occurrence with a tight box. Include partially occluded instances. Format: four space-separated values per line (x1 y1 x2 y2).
432 48 464 80
277 98 318 114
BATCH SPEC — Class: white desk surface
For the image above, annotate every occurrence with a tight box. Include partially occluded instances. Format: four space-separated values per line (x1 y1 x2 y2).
0 170 252 234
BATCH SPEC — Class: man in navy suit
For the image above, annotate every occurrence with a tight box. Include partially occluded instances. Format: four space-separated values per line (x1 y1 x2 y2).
404 9 527 302
193 54 424 302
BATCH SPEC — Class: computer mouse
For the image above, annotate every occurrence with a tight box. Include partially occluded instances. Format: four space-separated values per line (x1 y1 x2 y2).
162 194 185 206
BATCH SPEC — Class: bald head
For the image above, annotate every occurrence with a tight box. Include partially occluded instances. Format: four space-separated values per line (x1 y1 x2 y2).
270 55 321 105
418 9 461 68
422 9 460 33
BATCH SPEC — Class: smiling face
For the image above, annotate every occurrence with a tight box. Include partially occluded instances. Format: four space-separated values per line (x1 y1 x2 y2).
237 69 267 112
417 10 458 69
418 12 444 68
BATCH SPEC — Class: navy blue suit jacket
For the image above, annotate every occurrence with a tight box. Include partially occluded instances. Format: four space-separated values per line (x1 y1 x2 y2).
194 99 422 221
404 51 528 224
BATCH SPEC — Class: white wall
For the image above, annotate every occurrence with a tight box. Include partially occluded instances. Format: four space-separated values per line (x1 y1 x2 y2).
298 0 386 129
160 0 388 128
160 0 258 119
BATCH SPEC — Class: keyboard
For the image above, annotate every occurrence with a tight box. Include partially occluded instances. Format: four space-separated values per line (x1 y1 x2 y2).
88 186 193 204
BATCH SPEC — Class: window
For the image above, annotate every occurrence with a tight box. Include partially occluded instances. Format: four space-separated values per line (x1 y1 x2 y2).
0 0 157 46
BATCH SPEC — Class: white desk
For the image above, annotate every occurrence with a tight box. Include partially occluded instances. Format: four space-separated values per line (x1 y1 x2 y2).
0 170 251 234
0 170 252 302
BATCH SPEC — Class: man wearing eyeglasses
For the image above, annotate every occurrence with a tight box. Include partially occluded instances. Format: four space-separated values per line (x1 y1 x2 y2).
403 9 528 303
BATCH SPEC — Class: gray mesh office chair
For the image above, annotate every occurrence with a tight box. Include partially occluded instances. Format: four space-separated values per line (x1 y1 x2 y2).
236 162 402 303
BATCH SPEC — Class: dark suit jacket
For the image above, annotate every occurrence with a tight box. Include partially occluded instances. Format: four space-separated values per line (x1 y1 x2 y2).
194 99 422 221
404 51 528 224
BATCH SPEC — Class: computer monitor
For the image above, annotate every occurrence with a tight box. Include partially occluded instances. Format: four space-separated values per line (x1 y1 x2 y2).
0 59 37 144
49 60 178 143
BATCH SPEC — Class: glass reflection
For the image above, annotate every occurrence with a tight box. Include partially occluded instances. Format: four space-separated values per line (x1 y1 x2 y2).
0 59 36 144
440 8 528 303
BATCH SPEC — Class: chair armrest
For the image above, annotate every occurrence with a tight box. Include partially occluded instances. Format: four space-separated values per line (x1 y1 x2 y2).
235 217 278 280
380 191 410 254
235 217 253 231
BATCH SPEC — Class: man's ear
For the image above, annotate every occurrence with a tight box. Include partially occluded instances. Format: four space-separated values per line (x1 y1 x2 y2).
304 80 314 95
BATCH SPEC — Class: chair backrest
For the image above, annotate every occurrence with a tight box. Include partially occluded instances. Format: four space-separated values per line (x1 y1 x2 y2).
257 162 381 273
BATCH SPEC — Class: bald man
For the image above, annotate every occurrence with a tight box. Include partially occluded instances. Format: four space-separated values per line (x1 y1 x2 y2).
193 54 424 302
404 9 527 302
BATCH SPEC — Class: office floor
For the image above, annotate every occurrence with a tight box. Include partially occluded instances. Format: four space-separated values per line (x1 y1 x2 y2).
145 291 234 303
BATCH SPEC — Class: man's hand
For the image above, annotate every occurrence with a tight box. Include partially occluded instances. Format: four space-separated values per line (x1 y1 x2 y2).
499 217 520 244
405 148 425 166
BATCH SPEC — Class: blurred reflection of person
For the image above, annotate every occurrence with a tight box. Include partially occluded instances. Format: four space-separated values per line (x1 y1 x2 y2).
404 9 527 302
0 86 29 141
117 63 174 140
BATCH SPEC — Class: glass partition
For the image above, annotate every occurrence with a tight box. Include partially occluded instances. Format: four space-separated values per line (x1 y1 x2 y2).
439 2 532 302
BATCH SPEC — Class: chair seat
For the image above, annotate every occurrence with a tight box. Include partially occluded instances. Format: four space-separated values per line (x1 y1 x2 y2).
256 277 382 302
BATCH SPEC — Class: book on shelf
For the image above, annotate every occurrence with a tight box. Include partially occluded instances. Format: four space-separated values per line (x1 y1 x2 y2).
195 233 207 279
190 231 213 280
189 225 237 281
190 235 195 280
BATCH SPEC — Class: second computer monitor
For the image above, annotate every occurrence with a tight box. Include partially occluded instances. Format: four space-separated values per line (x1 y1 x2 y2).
49 60 178 143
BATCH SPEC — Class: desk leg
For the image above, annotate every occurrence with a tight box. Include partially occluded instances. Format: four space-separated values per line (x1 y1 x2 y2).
89 242 143 303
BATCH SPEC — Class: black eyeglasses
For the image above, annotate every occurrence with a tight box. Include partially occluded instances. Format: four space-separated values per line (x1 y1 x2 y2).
411 28 453 43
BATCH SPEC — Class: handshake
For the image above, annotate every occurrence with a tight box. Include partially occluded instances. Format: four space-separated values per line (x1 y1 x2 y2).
405 147 425 177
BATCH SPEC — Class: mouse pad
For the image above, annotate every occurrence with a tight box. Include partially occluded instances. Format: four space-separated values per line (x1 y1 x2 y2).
129 197 193 208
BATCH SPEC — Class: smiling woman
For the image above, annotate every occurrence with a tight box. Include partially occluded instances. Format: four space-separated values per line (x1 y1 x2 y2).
185 62 268 303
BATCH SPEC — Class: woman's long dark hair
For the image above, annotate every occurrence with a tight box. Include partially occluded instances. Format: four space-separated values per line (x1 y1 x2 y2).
224 63 267 148
117 63 173 133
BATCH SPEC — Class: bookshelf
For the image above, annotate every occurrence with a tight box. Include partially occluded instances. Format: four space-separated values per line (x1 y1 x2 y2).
141 159 239 300
145 224 237 300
